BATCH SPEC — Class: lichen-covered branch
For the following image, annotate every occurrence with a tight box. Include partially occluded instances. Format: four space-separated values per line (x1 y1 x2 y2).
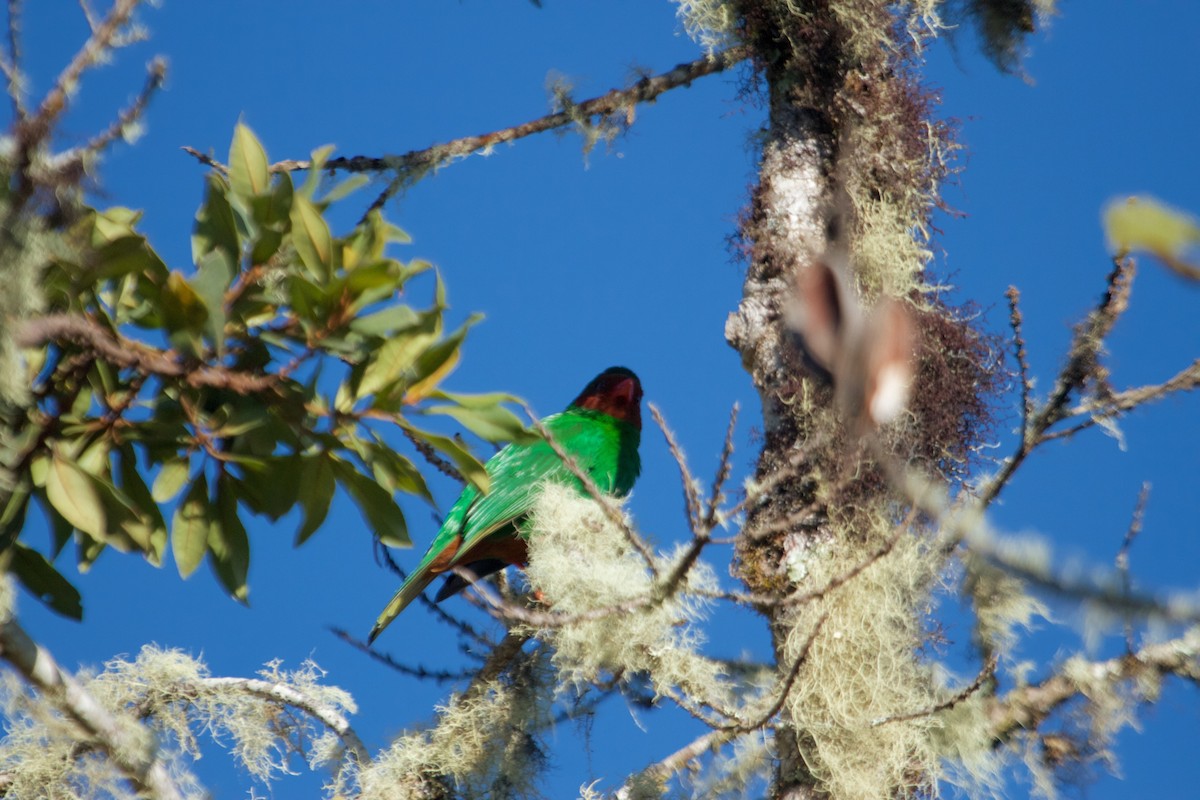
987 629 1200 744
0 610 186 800
198 676 369 766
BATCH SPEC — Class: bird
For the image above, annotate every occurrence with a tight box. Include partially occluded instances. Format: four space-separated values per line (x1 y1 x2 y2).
368 366 643 643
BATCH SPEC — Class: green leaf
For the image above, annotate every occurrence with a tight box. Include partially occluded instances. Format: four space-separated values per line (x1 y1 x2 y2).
348 305 420 337
401 315 483 403
210 475 250 602
300 145 335 197
233 457 301 520
213 404 270 438
192 249 235 354
160 271 209 354
93 235 169 281
118 445 168 565
357 310 441 399
172 474 211 578
426 402 536 444
91 206 143 244
295 454 336 545
10 543 83 620
333 459 410 547
45 451 107 540
152 458 191 503
192 174 240 264
367 442 434 505
290 195 334 279
322 173 369 204
229 123 271 199
405 426 491 494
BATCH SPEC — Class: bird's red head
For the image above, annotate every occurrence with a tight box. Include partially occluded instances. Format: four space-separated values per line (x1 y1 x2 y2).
570 366 643 429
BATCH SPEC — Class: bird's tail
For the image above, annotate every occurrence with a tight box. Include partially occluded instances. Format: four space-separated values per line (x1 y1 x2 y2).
367 569 431 644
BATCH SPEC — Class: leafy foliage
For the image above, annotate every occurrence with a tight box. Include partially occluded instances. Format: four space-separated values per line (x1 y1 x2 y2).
0 125 531 617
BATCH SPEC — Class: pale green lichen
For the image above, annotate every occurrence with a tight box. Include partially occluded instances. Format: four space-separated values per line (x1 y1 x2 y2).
523 484 728 709
673 0 739 51
780 513 945 800
0 643 356 798
359 648 553 800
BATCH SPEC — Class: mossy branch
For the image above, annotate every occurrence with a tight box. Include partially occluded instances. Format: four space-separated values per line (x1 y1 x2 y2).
987 628 1200 744
0 613 186 800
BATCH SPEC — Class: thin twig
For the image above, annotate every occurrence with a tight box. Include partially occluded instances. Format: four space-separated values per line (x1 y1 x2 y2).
19 0 142 145
872 655 997 726
1117 482 1151 653
899 467 1200 627
375 545 492 647
4 0 25 119
400 425 466 485
1005 286 1033 439
180 47 749 214
180 145 228 175
65 56 166 165
651 402 702 532
988 629 1200 744
703 402 739 530
331 627 474 684
981 259 1137 506
452 566 653 628
1040 358 1200 444
723 612 830 732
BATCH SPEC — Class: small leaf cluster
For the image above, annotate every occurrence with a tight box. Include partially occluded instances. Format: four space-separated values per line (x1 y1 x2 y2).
0 125 531 617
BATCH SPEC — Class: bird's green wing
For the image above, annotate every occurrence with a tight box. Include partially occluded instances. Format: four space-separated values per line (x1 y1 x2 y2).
449 411 620 562
368 410 630 642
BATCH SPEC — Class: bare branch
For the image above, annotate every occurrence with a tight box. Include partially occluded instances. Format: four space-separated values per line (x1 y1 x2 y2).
981 259 1137 506
19 0 144 147
651 402 703 532
180 144 228 175
898 468 1200 626
1005 286 1033 438
1040 357 1200 444
330 627 475 685
704 402 739 530
0 615 186 800
181 47 749 214
3 0 25 119
47 56 166 177
17 313 280 395
1117 482 1151 652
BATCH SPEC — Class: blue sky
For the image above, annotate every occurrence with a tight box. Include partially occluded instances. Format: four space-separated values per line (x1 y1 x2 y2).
11 1 1200 797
